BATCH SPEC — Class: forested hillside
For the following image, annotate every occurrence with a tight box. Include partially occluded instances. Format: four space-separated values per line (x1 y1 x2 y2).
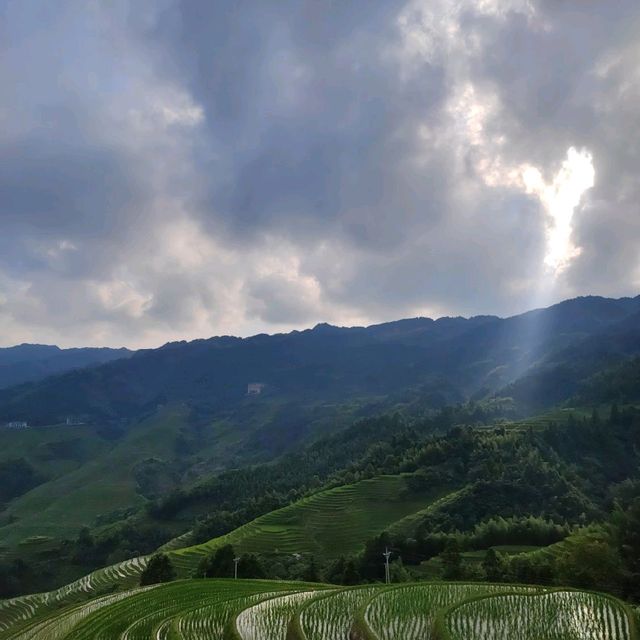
1 296 639 426
2 402 639 602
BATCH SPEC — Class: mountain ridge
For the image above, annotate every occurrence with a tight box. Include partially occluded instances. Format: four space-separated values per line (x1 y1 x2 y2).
0 294 639 426
0 344 132 391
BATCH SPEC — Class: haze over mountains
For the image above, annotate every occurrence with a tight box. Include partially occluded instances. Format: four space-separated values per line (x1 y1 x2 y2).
1 295 639 427
0 344 131 391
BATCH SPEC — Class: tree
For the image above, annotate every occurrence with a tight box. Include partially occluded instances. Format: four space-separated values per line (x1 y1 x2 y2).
326 557 347 584
195 544 236 578
0 559 30 598
508 553 554 586
238 553 266 579
556 534 624 594
73 526 98 564
389 558 411 583
440 540 463 580
482 548 504 582
140 553 175 586
77 526 94 548
342 559 361 585
326 556 360 585
302 555 320 583
613 497 640 599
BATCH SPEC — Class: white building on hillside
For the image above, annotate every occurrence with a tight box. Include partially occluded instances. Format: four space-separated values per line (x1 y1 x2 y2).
5 421 28 429
247 383 266 395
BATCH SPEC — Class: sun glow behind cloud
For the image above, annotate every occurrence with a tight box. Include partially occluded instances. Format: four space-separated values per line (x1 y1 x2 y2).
440 81 596 282
522 148 595 276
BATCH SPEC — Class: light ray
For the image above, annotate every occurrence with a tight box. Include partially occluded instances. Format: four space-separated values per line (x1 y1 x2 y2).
522 147 595 276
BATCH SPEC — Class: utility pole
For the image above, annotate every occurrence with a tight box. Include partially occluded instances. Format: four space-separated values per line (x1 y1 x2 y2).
383 547 392 584
234 556 240 579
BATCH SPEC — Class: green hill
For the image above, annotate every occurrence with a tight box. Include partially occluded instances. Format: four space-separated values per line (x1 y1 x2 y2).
0 408 190 546
0 472 455 631
0 397 364 548
170 474 455 575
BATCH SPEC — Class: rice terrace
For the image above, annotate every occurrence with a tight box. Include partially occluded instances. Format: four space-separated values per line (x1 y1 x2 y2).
0 572 637 639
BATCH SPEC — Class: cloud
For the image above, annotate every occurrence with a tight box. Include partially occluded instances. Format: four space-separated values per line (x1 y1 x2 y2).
0 0 639 347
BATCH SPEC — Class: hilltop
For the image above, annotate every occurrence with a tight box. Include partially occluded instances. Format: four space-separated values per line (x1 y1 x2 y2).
1 295 639 426
0 344 131 391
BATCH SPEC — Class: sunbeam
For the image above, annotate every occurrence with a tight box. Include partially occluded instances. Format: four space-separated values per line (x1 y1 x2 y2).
523 147 595 277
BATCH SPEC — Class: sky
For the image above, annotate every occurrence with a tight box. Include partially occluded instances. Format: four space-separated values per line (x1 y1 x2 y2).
1 0 639 348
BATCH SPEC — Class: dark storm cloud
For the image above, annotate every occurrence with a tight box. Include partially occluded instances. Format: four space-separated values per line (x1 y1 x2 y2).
0 0 638 347
148 0 448 245
0 136 137 248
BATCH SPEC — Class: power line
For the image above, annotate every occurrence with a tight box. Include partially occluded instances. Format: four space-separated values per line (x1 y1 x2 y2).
383 547 392 584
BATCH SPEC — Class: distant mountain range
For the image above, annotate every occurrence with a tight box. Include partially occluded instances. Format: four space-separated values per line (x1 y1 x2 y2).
0 344 132 391
0 294 639 425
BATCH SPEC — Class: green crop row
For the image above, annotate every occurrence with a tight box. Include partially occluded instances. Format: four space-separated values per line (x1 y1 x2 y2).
287 585 379 640
0 556 150 636
1 579 637 640
231 591 323 640
433 588 639 640
351 582 543 640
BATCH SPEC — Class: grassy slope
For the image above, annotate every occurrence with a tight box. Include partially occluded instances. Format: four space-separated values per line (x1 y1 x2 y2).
386 487 467 539
0 395 367 549
522 527 608 565
0 404 291 546
170 474 455 575
505 406 593 429
0 408 190 545
0 423 110 481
